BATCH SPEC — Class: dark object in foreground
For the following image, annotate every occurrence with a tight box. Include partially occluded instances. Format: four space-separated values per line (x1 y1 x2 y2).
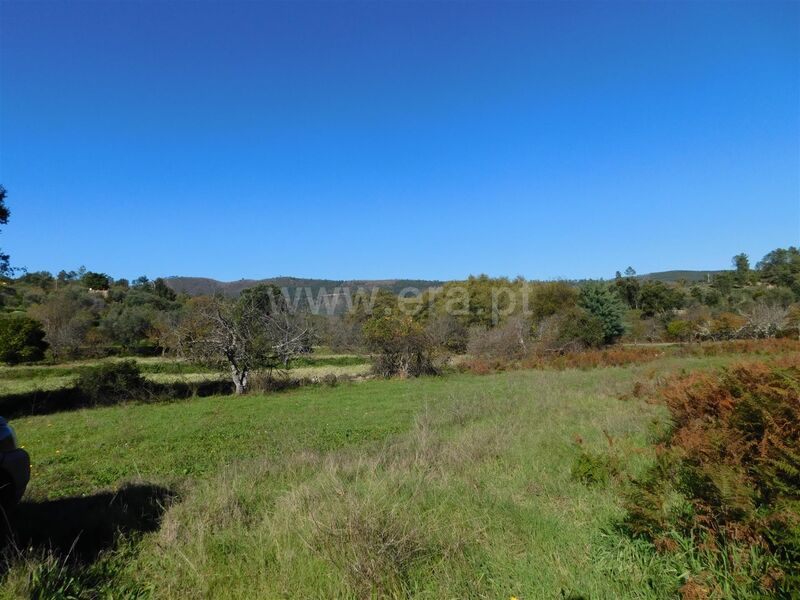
0 416 29 508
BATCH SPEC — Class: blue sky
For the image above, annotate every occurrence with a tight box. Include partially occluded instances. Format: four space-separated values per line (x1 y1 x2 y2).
0 1 798 281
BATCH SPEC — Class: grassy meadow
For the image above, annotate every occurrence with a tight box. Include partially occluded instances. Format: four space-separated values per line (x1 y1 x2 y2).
0 355 371 396
0 348 789 598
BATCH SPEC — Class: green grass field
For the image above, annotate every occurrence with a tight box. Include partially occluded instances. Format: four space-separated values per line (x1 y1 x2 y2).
0 354 372 395
0 352 773 599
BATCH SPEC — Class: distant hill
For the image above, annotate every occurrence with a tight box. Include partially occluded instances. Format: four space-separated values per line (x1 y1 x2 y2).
164 276 445 302
164 270 726 301
637 270 726 283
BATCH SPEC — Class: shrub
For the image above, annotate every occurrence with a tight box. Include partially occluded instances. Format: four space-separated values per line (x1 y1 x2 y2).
571 449 617 486
534 306 605 353
530 281 579 323
624 359 800 597
466 316 530 361
708 312 747 340
76 360 149 405
0 315 48 365
461 345 667 374
425 314 468 353
363 315 438 377
665 319 693 342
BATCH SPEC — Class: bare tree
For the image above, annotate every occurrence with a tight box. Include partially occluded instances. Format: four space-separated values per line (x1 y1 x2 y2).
745 303 788 338
181 286 312 394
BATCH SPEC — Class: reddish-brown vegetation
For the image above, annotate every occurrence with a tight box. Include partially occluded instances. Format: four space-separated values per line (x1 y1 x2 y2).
459 338 800 375
625 358 800 598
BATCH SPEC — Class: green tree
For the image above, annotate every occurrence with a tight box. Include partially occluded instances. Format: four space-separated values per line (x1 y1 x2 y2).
757 247 800 289
153 277 177 301
100 304 154 351
82 271 111 290
732 252 750 284
639 281 686 316
0 185 11 276
530 281 579 324
579 283 626 345
556 307 605 348
28 289 97 358
614 269 640 308
0 315 48 364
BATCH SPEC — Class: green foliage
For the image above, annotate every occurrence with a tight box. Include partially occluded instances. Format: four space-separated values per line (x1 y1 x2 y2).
614 267 641 309
81 271 111 290
733 252 751 284
554 306 606 349
571 449 617 486
758 247 800 289
0 184 11 276
363 314 438 377
76 360 149 404
665 319 693 342
0 315 48 365
579 282 626 345
638 280 686 317
153 277 177 301
531 281 579 323
100 304 155 351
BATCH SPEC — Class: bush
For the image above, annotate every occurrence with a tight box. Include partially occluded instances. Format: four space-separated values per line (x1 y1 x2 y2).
0 315 48 365
624 359 800 597
535 307 604 352
665 319 693 342
363 315 439 377
425 314 468 353
530 281 579 324
466 316 530 361
708 312 747 340
571 449 618 486
76 360 149 405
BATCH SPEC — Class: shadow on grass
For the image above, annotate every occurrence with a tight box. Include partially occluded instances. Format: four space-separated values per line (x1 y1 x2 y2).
0 379 233 419
0 483 175 564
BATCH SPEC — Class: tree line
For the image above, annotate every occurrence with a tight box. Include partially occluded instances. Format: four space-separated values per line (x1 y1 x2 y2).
1 185 798 392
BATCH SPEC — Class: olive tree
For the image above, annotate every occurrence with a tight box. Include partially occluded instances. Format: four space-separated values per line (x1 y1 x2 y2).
181 285 312 394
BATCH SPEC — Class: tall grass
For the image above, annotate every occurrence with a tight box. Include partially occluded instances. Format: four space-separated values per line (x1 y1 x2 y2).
124 372 678 598
4 352 795 598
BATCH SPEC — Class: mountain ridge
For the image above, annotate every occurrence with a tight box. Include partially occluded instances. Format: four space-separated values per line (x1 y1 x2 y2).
164 270 727 296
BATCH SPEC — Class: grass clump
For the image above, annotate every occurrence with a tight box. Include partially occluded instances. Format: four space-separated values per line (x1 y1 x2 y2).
571 449 618 486
12 545 148 600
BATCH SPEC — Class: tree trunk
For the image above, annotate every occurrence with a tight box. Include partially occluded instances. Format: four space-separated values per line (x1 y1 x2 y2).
231 365 248 394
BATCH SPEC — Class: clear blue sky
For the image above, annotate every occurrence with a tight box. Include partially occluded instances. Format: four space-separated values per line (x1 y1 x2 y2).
0 1 798 282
